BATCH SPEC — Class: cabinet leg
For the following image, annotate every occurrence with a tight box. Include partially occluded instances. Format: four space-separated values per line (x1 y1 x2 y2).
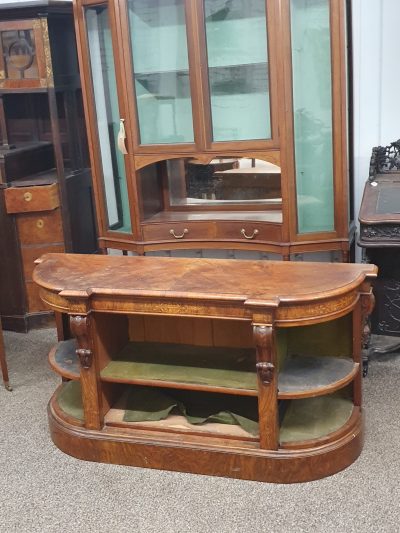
341 249 350 263
253 324 278 450
0 321 11 391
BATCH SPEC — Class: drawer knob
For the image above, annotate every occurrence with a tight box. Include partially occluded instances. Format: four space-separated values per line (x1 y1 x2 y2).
170 228 189 239
23 192 33 202
36 219 44 229
241 228 259 240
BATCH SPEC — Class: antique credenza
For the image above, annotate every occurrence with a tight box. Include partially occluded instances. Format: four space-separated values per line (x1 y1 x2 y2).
34 253 376 483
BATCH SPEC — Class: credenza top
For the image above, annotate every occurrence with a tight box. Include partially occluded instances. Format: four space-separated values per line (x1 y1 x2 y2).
33 254 377 307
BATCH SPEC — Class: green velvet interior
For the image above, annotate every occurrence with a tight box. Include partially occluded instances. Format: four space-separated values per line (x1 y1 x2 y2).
101 342 257 390
123 386 259 435
280 393 353 443
284 314 353 359
56 381 84 421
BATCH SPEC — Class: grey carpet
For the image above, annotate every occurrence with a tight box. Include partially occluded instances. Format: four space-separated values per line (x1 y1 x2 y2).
1 328 399 533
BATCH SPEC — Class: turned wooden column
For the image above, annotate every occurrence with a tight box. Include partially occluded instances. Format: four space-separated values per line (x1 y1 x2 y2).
253 323 278 450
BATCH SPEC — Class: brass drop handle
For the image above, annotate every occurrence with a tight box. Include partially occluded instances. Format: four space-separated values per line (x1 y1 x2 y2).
170 228 189 239
36 219 44 229
117 118 128 155
241 228 259 240
23 192 33 202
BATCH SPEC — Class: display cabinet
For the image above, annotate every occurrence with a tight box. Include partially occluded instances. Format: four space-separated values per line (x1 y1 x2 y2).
73 0 353 260
0 3 97 332
33 253 376 483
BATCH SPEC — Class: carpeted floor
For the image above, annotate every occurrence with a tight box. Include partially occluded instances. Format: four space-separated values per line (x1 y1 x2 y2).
1 328 399 533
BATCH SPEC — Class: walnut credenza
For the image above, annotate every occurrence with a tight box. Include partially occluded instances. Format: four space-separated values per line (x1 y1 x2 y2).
33 253 377 483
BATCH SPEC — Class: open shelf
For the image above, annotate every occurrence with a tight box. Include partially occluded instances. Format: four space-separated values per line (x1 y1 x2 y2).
49 339 79 380
280 395 354 444
143 210 283 223
278 356 359 399
104 388 259 441
50 340 359 398
56 381 84 422
100 342 258 396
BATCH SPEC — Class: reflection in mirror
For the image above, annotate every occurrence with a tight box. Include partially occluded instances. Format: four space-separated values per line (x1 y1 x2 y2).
1 30 38 80
167 157 281 206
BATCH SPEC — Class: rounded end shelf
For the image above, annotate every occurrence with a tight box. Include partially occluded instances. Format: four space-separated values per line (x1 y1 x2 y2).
49 339 80 380
278 356 359 399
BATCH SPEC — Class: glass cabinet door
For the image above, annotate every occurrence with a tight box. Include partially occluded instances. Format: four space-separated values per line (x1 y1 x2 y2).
203 0 271 142
85 5 131 233
290 0 334 234
127 0 194 145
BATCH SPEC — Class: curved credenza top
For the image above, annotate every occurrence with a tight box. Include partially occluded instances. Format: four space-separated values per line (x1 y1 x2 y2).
33 253 377 325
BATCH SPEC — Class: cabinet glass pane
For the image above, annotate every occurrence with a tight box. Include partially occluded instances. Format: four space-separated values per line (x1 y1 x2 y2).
128 0 194 145
291 0 334 234
204 0 271 142
85 6 131 233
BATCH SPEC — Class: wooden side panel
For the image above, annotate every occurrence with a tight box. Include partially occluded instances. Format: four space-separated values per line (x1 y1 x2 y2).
128 316 253 348
93 313 129 371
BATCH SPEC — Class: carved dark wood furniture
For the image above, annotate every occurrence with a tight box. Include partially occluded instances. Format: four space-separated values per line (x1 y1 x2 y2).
73 0 353 260
34 253 376 483
359 140 400 353
0 2 97 333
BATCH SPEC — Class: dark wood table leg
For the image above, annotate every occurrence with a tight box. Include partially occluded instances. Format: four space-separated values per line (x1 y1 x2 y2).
0 320 12 391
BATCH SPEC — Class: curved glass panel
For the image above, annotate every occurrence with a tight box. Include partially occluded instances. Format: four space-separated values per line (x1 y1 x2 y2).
204 0 271 142
128 0 194 145
291 0 334 233
85 6 131 233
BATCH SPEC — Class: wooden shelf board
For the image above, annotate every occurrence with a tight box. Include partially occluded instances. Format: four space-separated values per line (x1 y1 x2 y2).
50 340 358 398
100 342 258 396
142 210 283 223
105 406 258 441
278 356 359 399
280 396 354 444
49 339 80 380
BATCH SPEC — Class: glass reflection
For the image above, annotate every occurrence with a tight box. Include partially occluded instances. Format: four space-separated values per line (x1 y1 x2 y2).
167 157 281 206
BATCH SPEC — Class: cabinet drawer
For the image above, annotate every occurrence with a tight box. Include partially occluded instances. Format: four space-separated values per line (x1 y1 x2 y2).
216 222 282 243
17 209 64 245
4 183 59 214
142 222 215 242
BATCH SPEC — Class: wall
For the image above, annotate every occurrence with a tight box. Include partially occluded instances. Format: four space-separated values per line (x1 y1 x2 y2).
352 0 400 260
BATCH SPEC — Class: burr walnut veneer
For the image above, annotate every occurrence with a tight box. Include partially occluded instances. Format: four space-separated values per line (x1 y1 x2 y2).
34 253 376 483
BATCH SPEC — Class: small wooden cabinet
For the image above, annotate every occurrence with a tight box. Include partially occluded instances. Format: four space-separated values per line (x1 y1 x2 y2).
73 0 353 260
0 3 97 332
34 253 376 483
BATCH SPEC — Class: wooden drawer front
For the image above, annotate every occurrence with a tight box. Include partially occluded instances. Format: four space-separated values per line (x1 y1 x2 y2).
5 183 59 214
142 222 215 242
216 222 282 243
21 244 65 281
17 209 64 245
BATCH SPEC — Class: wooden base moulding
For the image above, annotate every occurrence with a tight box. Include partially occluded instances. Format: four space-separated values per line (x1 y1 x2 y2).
48 399 363 484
